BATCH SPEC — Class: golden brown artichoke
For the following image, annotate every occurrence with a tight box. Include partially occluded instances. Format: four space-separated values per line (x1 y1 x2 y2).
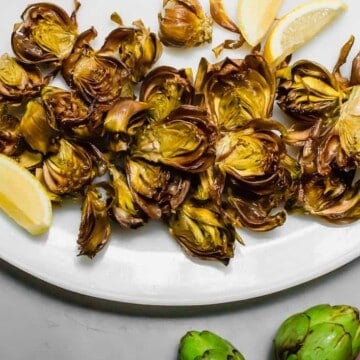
130 105 217 172
11 2 79 67
77 183 112 258
158 0 212 48
195 55 276 131
0 106 23 156
139 65 194 122
62 27 132 107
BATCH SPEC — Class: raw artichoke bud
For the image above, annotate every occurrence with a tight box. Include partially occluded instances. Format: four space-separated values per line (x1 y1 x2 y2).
158 0 212 48
41 85 103 138
42 139 104 195
274 304 360 360
195 55 276 131
287 171 360 224
102 15 163 83
125 157 190 219
167 196 240 265
77 183 112 258
131 105 217 172
276 59 348 124
20 100 59 154
139 65 194 122
0 54 46 104
0 106 23 156
108 163 147 229
11 2 79 67
62 27 132 107
104 98 150 152
178 330 245 360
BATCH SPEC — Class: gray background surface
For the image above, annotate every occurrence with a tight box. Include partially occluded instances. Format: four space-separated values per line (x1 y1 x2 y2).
1 256 359 360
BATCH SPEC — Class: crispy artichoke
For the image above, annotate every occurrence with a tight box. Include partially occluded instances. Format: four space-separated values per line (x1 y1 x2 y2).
139 65 194 122
126 157 190 219
77 183 112 258
20 100 59 155
277 59 349 124
166 195 239 265
158 0 212 48
11 2 79 66
0 106 23 156
62 27 132 107
131 105 217 172
103 16 162 83
104 98 150 152
41 85 103 138
0 54 46 104
108 163 148 229
179 330 245 360
274 304 360 360
195 55 276 131
41 139 106 195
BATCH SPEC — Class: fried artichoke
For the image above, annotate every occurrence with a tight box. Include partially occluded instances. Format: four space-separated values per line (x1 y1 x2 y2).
12 2 79 67
139 65 194 122
0 106 23 156
158 0 212 48
62 27 132 107
77 183 112 258
195 55 276 131
131 105 217 172
126 157 190 219
0 54 46 104
103 16 162 83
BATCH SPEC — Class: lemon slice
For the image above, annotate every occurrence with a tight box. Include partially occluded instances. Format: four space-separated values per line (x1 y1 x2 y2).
263 0 347 67
237 0 283 47
0 154 52 235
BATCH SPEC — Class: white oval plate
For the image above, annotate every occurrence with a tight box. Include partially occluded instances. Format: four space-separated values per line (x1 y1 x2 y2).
1 0 360 306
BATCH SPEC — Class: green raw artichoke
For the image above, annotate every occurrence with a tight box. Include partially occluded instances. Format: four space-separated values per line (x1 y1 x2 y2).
274 304 360 360
178 330 245 360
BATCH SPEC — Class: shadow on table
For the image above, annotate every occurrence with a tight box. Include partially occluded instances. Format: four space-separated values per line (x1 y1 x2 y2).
1 256 360 321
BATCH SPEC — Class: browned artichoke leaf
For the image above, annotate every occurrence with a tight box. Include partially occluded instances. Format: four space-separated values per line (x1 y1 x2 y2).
11 2 79 66
77 183 112 258
158 0 212 48
351 51 360 86
224 190 287 232
108 163 148 229
126 157 190 219
139 66 194 122
167 197 240 265
131 105 217 172
20 100 59 154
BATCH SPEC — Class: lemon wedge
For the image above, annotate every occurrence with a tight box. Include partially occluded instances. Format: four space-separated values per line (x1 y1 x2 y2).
0 154 52 235
263 0 347 67
237 0 283 47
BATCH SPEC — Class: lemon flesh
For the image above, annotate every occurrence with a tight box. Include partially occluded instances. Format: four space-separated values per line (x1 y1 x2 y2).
263 0 347 67
237 0 283 46
0 154 52 235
